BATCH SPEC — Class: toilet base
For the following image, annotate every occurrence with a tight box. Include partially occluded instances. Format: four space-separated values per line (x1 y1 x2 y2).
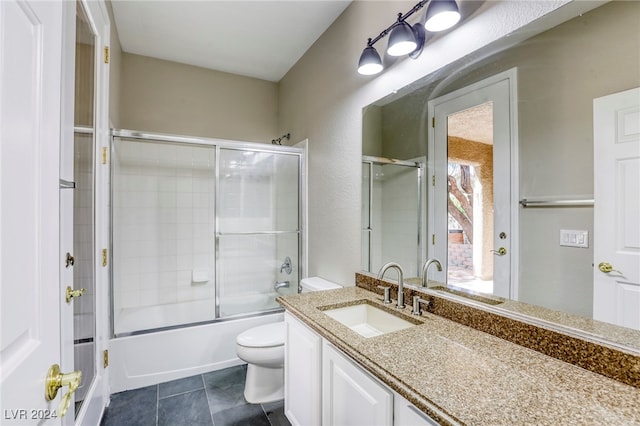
243 364 284 404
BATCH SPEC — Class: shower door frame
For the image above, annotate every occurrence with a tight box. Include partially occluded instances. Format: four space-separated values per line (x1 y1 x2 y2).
110 129 305 337
362 155 425 277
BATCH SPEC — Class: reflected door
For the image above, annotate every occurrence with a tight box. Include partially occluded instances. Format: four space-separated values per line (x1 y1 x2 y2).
430 71 516 298
593 87 640 330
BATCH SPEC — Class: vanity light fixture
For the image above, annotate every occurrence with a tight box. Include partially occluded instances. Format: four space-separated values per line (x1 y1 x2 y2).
357 0 461 75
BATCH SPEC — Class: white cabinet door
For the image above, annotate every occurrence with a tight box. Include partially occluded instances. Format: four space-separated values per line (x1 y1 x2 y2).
393 393 440 426
322 342 393 426
284 312 322 426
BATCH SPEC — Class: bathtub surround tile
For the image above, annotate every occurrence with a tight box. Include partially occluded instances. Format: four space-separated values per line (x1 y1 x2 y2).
100 366 289 426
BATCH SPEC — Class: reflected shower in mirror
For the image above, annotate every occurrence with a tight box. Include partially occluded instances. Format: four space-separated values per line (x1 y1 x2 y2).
361 156 425 279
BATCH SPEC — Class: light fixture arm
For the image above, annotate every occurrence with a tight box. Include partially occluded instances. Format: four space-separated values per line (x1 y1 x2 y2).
366 1 429 47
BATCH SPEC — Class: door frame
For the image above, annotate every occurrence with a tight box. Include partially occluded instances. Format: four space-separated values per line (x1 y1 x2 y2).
427 68 519 299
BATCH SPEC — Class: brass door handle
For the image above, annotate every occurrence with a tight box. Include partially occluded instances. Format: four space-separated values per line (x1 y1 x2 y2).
45 364 82 417
490 247 507 256
598 262 622 275
65 286 85 303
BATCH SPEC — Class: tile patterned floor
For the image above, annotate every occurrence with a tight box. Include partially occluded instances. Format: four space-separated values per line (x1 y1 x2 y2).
100 365 290 426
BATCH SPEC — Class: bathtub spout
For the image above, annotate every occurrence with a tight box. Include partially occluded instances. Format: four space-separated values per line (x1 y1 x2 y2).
274 281 290 291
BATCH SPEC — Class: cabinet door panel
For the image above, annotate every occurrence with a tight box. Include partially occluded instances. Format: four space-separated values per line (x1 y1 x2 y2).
393 393 440 426
322 342 393 426
284 312 322 426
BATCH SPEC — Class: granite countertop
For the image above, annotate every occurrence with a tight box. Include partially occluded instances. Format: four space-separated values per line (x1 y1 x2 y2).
277 287 640 426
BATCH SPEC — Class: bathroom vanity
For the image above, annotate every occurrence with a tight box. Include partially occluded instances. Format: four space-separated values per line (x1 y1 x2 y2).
278 284 640 425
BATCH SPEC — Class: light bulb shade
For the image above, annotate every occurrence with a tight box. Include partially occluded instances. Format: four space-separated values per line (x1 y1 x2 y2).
387 21 417 56
358 45 383 75
424 0 461 32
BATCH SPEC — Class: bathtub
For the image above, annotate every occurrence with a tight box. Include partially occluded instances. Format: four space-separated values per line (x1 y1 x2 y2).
109 311 284 393
114 292 283 335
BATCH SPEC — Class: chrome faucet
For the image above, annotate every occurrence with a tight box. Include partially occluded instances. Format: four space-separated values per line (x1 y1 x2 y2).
421 258 443 287
274 280 290 291
377 262 405 309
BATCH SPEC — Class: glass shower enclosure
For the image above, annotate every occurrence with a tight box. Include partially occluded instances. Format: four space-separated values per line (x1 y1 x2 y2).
111 131 302 336
361 156 425 278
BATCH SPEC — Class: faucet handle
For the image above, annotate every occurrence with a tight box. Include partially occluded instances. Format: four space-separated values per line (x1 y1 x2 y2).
377 285 392 304
412 296 430 316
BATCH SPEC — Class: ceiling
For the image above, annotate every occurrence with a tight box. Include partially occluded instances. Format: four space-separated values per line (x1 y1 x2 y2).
110 1 351 82
447 102 493 145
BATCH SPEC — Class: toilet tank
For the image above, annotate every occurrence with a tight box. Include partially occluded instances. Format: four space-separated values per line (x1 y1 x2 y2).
300 277 342 293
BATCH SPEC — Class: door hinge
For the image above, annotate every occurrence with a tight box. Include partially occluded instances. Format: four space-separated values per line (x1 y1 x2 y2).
432 234 436 245
102 249 108 267
104 46 110 64
432 117 435 128
101 147 108 164
103 350 109 368
432 175 436 186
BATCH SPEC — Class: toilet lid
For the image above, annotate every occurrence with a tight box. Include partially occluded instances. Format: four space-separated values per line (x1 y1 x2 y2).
237 322 285 348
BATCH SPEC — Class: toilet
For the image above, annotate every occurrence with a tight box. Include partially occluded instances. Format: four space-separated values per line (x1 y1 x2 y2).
235 276 342 403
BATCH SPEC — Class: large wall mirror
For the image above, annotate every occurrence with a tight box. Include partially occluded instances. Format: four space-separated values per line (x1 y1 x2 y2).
362 1 640 350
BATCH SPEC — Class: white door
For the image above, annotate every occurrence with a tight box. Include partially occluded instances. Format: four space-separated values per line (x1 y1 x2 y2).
593 87 640 330
428 69 518 299
1 1 69 424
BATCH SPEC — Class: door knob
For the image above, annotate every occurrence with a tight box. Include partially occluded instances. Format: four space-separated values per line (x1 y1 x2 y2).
490 247 507 256
45 364 82 417
65 286 85 303
598 262 623 275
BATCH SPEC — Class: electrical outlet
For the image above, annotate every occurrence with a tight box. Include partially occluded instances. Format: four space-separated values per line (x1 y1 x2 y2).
560 229 589 248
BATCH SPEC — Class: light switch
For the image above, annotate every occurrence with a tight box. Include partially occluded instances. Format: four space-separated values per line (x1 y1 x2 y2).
560 229 589 248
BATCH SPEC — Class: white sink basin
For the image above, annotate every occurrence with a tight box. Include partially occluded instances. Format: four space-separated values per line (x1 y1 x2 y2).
323 302 416 338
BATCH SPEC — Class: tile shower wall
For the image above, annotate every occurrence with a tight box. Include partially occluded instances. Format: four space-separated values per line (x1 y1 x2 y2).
112 141 216 322
112 141 301 332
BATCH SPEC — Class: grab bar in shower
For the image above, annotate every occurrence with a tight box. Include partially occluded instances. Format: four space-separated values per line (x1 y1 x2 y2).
519 197 594 208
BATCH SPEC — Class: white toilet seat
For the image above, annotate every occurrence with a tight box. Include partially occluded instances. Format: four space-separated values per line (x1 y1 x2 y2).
236 322 285 348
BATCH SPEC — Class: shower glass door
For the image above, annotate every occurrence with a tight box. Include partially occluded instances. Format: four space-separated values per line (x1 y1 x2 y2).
361 156 424 278
217 148 300 317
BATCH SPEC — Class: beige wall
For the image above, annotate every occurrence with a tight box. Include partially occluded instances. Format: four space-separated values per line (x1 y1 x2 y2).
278 0 638 320
278 0 579 284
119 53 278 142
